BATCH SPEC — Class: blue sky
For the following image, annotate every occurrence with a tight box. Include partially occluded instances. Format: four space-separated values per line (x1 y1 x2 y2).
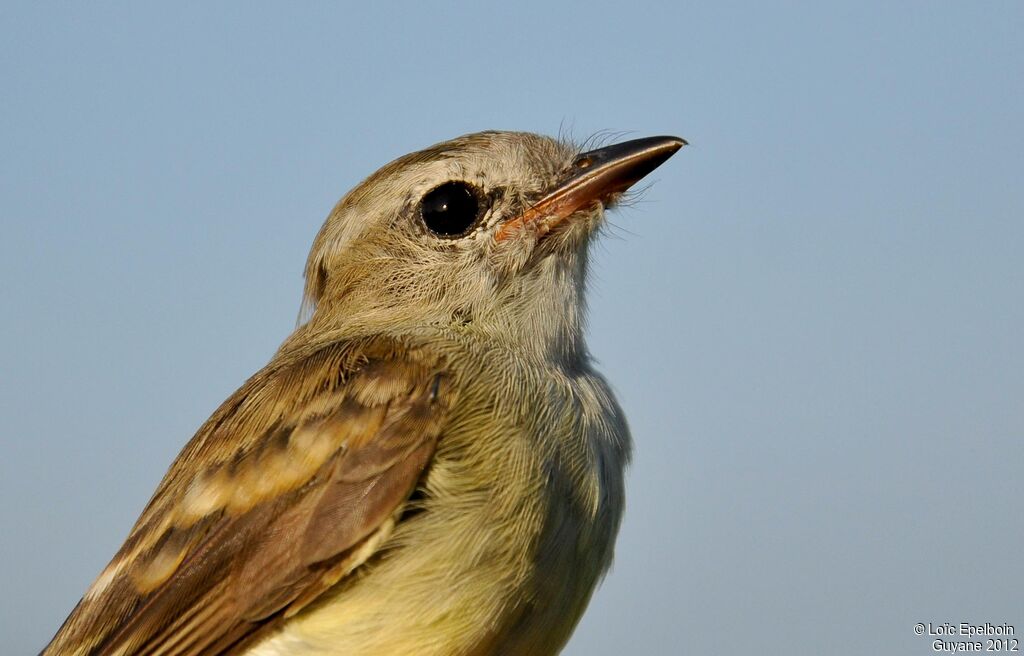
2 3 1022 654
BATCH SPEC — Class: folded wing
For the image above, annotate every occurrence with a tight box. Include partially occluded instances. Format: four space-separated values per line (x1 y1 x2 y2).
44 338 451 656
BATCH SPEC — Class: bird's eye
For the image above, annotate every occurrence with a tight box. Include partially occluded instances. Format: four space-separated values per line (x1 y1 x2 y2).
420 182 481 237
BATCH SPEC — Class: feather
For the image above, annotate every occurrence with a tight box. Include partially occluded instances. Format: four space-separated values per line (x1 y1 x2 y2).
44 338 450 656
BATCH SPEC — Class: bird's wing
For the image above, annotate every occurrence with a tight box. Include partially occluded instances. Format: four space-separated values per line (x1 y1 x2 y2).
44 337 452 656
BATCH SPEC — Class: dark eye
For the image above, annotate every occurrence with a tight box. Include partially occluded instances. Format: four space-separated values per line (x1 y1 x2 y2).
420 181 481 237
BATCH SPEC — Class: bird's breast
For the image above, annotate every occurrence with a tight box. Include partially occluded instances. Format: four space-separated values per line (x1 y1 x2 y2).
248 345 630 656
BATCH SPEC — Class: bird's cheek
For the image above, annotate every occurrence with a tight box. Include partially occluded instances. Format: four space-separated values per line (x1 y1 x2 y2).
533 205 603 255
488 228 539 274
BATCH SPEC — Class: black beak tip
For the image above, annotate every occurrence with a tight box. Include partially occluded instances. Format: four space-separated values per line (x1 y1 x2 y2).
605 135 687 185
575 135 687 173
652 135 688 151
642 135 687 168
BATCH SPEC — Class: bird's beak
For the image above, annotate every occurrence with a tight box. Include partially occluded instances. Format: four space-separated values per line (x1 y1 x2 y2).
495 135 686 241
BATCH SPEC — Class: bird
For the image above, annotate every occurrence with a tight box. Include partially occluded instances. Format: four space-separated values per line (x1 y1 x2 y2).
43 130 685 656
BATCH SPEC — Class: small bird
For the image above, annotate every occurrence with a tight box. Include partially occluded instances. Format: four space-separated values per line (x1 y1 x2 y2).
43 130 684 656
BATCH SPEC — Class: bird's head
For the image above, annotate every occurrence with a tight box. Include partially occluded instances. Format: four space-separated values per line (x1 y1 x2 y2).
299 130 683 361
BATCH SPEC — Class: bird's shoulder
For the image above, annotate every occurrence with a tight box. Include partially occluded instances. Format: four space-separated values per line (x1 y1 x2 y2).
45 334 453 656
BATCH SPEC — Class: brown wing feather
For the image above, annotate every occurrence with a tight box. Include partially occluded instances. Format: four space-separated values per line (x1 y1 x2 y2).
44 337 451 656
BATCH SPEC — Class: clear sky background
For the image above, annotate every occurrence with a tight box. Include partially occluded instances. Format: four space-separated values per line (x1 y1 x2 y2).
2 3 1021 654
